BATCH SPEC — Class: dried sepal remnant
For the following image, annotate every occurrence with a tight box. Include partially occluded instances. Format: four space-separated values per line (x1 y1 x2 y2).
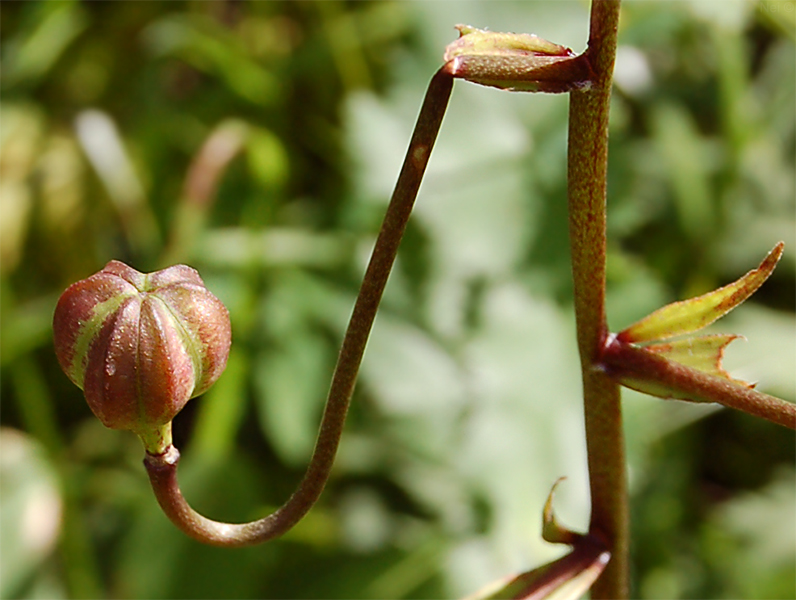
618 242 784 344
53 260 231 447
444 24 574 61
542 477 583 546
443 24 592 93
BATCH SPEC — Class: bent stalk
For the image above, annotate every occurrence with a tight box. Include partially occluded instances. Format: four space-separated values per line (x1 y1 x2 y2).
144 70 454 546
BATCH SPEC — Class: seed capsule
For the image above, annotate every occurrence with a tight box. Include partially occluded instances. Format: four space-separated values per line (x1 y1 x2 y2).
53 261 231 440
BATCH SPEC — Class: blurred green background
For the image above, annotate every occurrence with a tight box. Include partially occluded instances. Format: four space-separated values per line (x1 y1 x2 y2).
1 1 794 598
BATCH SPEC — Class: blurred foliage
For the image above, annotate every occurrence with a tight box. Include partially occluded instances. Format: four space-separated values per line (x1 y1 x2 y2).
1 1 794 599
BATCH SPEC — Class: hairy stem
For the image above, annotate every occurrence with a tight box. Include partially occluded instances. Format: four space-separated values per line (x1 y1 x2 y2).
144 69 454 547
566 1 628 597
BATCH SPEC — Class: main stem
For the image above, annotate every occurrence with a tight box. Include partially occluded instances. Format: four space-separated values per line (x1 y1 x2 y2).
566 1 628 598
145 70 454 546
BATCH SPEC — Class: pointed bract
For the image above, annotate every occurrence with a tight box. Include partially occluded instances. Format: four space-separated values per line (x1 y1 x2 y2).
542 478 583 545
618 243 784 344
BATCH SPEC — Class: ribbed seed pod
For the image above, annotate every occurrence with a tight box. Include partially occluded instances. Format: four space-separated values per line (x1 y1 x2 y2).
53 261 231 438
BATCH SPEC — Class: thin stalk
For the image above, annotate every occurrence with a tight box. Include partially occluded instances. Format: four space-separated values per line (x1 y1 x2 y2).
144 69 454 547
566 1 628 598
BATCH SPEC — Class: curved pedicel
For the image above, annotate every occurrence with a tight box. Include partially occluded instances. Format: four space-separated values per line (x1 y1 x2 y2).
55 69 454 546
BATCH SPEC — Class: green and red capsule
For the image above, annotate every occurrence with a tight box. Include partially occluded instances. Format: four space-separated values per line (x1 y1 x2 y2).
53 261 231 453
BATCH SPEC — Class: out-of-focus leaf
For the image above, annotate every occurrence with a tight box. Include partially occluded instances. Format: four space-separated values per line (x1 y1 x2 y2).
254 328 333 466
0 290 57 366
652 101 715 240
362 315 466 416
246 125 289 191
74 109 160 256
141 15 280 106
444 283 588 596
38 134 89 273
0 105 44 274
195 228 353 269
23 563 67 600
0 429 62 599
2 1 87 88
0 160 33 274
361 535 446 598
618 242 784 343
162 119 248 266
189 348 249 462
344 88 533 285
705 468 796 598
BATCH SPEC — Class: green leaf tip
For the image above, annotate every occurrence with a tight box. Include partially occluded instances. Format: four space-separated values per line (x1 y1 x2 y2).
443 24 592 93
618 242 784 344
603 244 784 404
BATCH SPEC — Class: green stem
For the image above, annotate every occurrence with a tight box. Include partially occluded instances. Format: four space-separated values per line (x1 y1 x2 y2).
144 69 454 547
566 1 628 598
